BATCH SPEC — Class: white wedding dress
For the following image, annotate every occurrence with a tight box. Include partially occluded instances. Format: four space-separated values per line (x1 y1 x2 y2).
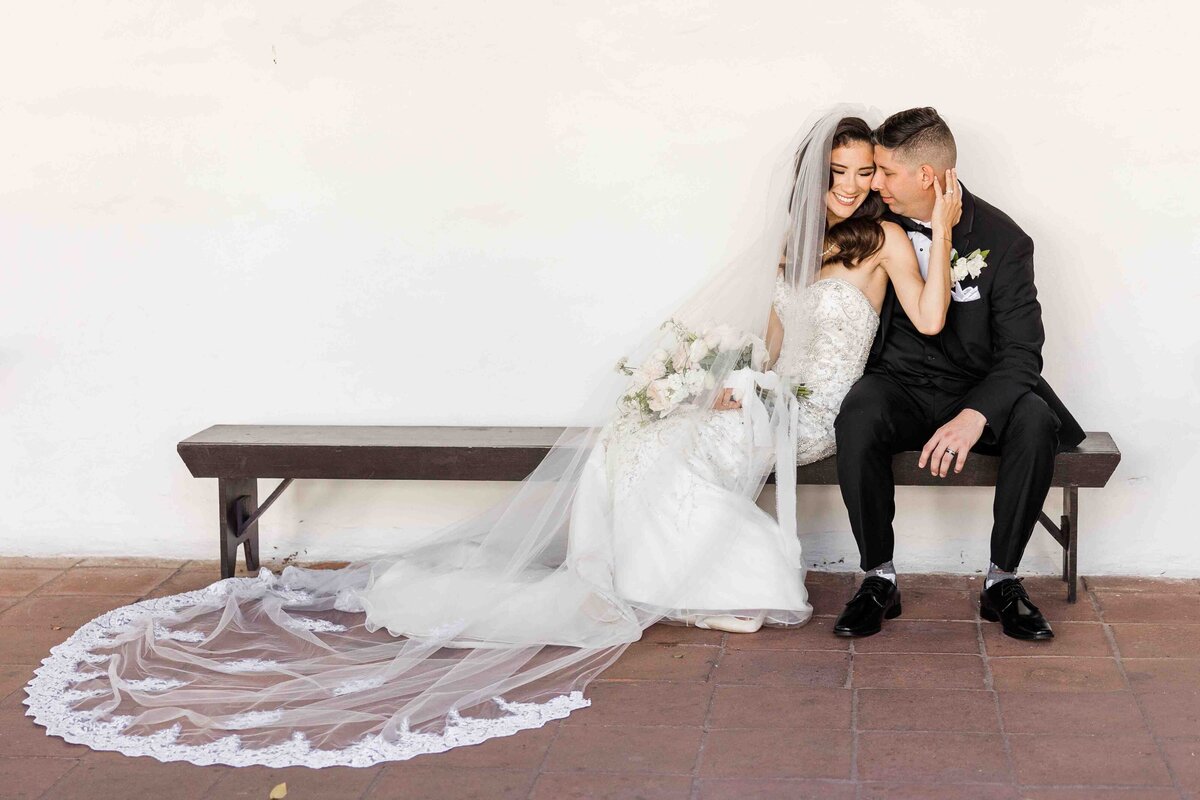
557 274 880 626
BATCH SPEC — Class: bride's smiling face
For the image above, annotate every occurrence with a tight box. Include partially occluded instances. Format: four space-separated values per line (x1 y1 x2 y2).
826 141 876 224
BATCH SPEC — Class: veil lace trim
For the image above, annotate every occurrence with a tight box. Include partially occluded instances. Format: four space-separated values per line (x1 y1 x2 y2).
22 574 589 768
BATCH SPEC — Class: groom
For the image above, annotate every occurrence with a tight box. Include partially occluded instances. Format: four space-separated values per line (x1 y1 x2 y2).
831 107 1085 640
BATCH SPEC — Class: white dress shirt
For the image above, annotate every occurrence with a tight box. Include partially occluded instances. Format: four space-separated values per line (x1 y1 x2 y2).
906 219 933 280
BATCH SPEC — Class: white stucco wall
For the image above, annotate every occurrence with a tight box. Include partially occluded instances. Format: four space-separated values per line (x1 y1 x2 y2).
3 1 1197 576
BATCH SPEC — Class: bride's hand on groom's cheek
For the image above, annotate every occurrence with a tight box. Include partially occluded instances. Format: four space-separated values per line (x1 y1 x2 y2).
918 408 987 478
931 168 962 232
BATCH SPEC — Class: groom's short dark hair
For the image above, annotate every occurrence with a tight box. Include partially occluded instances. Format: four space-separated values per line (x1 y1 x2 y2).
872 107 957 170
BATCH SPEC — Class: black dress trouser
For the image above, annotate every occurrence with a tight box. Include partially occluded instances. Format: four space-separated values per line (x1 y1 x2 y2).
833 372 1061 573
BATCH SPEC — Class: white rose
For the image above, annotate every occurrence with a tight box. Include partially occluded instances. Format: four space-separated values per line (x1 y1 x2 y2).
642 357 666 380
665 373 685 396
965 254 986 279
688 338 710 364
629 367 654 390
703 327 726 349
647 380 671 412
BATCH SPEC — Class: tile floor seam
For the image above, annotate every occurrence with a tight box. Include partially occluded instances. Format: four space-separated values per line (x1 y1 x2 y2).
27 564 181 600
1095 586 1189 798
978 612 1019 791
687 631 726 800
143 562 190 600
526 691 572 800
3 569 69 601
32 756 85 800
357 760 389 800
848 637 858 792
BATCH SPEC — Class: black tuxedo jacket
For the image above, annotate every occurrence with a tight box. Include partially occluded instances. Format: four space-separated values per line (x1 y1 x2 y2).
869 185 1085 449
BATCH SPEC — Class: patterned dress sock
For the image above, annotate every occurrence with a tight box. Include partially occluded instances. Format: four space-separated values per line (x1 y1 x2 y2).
865 560 897 585
985 562 1017 590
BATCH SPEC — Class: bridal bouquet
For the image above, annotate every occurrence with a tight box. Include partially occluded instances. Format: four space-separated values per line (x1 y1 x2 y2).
615 320 807 421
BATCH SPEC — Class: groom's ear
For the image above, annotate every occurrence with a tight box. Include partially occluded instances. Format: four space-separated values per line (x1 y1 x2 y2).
918 163 936 190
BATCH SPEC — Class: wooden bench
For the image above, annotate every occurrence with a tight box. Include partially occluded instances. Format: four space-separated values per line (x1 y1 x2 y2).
177 426 1120 601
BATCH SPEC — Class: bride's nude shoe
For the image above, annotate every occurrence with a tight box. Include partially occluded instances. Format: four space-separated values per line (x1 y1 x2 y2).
694 612 766 634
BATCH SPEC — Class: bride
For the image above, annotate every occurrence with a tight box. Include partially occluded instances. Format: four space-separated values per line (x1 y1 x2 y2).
24 105 959 767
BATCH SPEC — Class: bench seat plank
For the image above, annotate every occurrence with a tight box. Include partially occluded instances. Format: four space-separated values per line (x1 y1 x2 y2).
179 425 1119 488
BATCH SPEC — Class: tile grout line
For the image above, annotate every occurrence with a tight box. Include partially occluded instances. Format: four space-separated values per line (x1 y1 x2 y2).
33 757 85 800
848 636 859 796
687 630 727 800
357 761 389 800
525 691 573 800
977 608 1019 792
140 561 191 601
1093 585 1188 798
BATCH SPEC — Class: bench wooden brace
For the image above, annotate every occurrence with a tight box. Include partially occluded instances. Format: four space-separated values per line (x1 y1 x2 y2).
1037 486 1079 602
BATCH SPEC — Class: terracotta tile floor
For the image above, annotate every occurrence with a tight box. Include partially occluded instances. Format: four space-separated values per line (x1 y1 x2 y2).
2 558 1199 799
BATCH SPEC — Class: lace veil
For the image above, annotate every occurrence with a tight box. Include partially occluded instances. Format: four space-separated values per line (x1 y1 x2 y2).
24 104 875 767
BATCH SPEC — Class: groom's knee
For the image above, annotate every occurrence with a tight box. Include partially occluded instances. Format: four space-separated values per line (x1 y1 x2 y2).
1001 393 1059 452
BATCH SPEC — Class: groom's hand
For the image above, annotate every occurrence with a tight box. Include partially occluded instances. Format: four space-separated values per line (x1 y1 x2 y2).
919 409 987 477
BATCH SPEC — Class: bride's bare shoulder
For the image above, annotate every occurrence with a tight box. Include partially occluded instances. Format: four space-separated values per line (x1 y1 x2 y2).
879 220 909 245
876 221 917 267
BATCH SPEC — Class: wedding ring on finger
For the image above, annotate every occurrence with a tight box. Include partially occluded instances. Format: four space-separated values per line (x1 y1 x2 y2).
945 448 958 456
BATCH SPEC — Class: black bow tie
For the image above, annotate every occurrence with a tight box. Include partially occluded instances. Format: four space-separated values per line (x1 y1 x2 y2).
895 217 934 239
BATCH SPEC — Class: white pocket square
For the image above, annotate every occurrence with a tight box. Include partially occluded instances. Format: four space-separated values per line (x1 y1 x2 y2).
951 284 981 303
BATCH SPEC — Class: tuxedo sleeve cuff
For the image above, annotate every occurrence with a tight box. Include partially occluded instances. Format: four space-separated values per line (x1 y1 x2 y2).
962 386 1019 439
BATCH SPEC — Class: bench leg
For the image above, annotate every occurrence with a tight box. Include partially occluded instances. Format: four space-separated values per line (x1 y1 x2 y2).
218 478 259 579
1062 487 1078 603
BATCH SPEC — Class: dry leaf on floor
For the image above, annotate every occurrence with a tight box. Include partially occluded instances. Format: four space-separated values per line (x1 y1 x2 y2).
268 782 287 799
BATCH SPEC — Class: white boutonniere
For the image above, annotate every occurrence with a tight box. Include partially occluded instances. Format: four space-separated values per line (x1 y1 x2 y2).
950 248 990 283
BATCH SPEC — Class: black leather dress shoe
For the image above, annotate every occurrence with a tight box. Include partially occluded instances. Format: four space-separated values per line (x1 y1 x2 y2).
833 576 902 637
980 577 1054 640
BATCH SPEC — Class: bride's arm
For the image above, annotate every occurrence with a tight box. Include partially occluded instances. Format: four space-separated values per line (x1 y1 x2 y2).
879 223 948 335
766 303 784 367
879 170 961 335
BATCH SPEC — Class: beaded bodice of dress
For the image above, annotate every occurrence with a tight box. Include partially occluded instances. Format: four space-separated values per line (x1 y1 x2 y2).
773 275 879 409
774 276 880 465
